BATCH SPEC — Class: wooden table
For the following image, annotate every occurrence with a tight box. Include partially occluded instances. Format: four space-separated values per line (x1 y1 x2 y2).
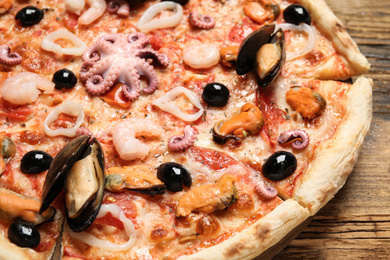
274 0 390 258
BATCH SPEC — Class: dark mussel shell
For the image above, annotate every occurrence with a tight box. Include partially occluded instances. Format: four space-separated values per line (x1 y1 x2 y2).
40 135 105 232
128 185 166 195
212 121 242 145
236 25 285 87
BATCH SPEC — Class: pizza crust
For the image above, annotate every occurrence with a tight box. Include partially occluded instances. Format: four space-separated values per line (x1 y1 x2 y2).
179 199 309 260
292 77 373 215
296 0 370 77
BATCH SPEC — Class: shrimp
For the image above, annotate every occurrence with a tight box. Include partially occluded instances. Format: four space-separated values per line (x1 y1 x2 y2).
78 0 107 25
183 44 220 69
0 72 55 105
112 118 164 161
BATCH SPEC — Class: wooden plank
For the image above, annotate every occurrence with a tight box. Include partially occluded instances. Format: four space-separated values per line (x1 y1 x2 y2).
274 0 390 258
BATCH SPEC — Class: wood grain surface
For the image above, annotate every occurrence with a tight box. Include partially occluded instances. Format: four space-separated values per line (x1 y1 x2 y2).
274 0 390 259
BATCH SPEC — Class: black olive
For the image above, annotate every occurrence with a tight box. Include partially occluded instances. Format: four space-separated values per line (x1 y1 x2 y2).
202 83 230 107
15 6 44 27
20 150 53 174
161 0 189 5
283 4 311 25
52 69 78 90
262 151 297 181
157 162 192 192
8 219 40 248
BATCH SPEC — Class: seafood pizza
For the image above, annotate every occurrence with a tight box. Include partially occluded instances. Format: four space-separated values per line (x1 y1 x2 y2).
0 0 372 259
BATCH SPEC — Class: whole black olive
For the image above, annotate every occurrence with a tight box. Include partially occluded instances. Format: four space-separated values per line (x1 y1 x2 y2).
52 69 78 90
262 151 297 181
20 150 53 174
15 6 44 27
8 219 40 248
161 0 189 5
157 162 192 192
283 4 311 25
202 83 230 107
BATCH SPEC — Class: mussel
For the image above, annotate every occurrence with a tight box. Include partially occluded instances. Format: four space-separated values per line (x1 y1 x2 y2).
213 103 264 144
236 24 285 87
105 166 166 195
40 135 105 232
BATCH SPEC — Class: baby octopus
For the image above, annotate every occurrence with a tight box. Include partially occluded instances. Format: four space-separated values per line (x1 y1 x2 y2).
0 45 22 66
80 33 169 101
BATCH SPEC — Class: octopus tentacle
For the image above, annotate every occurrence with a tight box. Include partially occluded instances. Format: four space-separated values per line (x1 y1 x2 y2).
135 60 158 94
278 129 310 149
127 33 150 49
168 125 197 151
86 61 121 95
189 11 215 29
254 179 278 200
82 35 120 63
107 0 130 16
0 45 22 65
136 49 170 67
121 66 141 101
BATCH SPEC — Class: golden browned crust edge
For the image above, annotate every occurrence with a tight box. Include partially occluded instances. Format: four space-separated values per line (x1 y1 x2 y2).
292 77 373 215
178 199 310 260
296 0 370 77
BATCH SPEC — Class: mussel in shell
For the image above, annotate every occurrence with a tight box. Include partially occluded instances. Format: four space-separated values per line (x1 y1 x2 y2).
236 25 285 87
40 135 105 232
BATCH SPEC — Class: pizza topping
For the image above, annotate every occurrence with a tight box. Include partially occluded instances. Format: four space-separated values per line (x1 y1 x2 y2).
202 82 230 107
111 118 164 160
107 0 130 16
183 44 220 69
40 135 105 232
67 204 137 251
0 0 12 14
0 134 15 175
278 129 310 150
136 1 183 33
283 4 311 25
286 87 326 119
78 0 107 25
52 69 77 90
168 125 197 151
157 162 192 192
219 46 238 67
275 23 315 61
243 0 280 25
8 219 40 248
43 100 85 137
262 151 297 181
0 72 55 105
80 33 169 99
162 0 189 5
0 188 56 225
15 6 44 27
0 45 22 66
41 30 87 56
152 86 204 122
176 174 238 217
253 179 278 199
236 25 285 87
213 103 264 144
189 11 215 30
20 150 53 175
105 166 166 195
65 0 85 15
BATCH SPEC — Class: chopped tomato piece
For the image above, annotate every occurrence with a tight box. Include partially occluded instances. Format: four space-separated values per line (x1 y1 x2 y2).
191 146 238 171
101 83 131 108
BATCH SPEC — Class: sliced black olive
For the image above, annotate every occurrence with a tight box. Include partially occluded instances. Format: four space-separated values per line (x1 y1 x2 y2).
161 0 189 5
8 219 40 248
262 151 297 181
20 150 53 174
202 83 230 107
283 4 311 25
157 162 192 192
15 6 44 27
52 69 78 90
